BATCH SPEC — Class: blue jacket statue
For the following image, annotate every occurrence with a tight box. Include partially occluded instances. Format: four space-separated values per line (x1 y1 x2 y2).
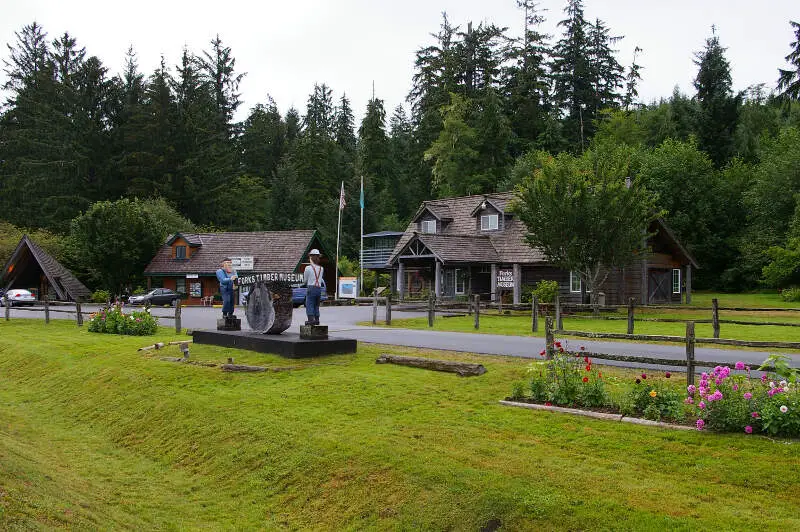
216 258 238 318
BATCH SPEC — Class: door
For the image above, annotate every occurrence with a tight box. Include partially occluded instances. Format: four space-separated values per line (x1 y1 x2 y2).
648 269 672 304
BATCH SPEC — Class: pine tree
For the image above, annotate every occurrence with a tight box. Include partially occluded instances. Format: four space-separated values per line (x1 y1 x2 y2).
284 107 301 146
777 21 800 101
587 18 625 115
2 21 49 95
474 87 512 191
693 30 741 167
388 105 417 220
623 46 643 110
424 93 479 197
241 96 286 180
358 97 394 231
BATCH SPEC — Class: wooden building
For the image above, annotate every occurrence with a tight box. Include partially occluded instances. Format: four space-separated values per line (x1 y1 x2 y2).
381 192 698 305
144 230 335 305
1 235 91 301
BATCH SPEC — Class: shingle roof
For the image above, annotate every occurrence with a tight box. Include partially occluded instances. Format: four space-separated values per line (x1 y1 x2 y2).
1 236 91 301
145 230 323 275
391 192 546 265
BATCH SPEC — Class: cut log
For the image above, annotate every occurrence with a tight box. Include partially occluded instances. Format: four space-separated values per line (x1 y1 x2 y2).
159 357 217 367
376 354 486 377
221 364 268 373
138 342 166 352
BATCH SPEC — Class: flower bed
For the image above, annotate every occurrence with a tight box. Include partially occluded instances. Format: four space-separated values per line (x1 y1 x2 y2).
509 342 800 436
88 304 158 336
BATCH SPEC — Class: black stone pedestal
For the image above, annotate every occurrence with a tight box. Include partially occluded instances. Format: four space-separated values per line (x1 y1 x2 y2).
300 325 328 340
217 316 241 331
192 329 357 358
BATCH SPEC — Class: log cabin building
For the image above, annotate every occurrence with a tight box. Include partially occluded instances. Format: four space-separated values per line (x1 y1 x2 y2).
144 230 335 305
380 192 698 305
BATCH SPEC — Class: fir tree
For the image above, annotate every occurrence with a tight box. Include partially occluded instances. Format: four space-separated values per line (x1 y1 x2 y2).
241 96 286 180
777 21 800 102
623 46 643 110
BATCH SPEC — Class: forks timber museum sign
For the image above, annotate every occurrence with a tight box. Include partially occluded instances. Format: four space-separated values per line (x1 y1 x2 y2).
238 272 302 334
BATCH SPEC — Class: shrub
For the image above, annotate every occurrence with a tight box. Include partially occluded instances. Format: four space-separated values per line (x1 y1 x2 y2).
91 290 111 303
624 372 685 422
88 304 158 336
531 280 559 304
132 286 147 296
780 287 800 302
524 342 607 408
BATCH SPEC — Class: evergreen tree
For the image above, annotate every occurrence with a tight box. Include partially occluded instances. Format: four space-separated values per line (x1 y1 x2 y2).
358 97 394 231
587 18 625 115
2 21 49 95
693 30 741 167
284 107 301 146
474 87 512 190
241 96 286 180
623 46 643 110
424 93 479 197
388 105 417 220
777 21 800 102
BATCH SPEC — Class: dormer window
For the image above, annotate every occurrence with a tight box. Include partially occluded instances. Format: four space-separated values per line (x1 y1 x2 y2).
176 245 187 259
421 220 436 234
480 214 499 231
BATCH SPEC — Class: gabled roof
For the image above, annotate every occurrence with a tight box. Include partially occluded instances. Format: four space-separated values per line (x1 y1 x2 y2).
166 232 204 246
469 195 507 217
653 218 700 269
411 203 453 222
1 235 91 301
145 230 329 275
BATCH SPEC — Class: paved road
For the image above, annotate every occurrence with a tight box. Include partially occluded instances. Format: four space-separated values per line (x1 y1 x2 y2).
4 303 797 371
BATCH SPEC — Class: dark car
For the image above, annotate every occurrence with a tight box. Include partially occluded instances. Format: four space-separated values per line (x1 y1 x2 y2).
291 284 328 307
128 288 181 306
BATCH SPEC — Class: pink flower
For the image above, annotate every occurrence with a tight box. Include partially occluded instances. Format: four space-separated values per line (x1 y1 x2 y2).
687 385 696 394
641 373 647 380
732 383 739 391
743 392 752 400
735 361 745 370
761 374 767 383
744 425 753 434
698 401 706 410
665 372 671 378
684 397 694 404
751 412 760 418
696 419 705 430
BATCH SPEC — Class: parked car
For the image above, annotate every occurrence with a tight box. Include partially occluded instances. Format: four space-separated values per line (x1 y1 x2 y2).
128 288 181 306
291 284 328 307
0 288 36 306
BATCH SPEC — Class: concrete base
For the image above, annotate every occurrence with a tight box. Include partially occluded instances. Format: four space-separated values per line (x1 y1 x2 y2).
217 316 241 331
300 324 328 340
191 329 357 358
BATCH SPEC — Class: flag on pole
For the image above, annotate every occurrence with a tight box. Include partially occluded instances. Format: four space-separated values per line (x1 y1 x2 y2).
359 178 365 209
339 181 346 210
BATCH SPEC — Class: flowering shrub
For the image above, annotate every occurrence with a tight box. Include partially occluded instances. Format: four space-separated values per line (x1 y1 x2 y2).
527 343 607 408
686 356 800 436
88 304 158 336
621 372 685 422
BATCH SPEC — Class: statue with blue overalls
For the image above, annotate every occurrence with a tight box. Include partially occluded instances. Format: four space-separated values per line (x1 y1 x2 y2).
303 249 325 325
216 257 241 330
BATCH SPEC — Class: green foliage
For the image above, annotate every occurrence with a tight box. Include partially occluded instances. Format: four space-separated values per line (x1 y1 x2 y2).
424 93 479 197
0 221 67 267
524 346 607 408
91 290 110 303
624 373 684 422
777 21 800 102
764 239 800 288
87 305 158 335
531 280 559 304
780 287 800 302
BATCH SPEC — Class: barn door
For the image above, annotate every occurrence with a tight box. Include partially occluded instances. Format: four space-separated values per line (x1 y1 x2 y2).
648 269 671 304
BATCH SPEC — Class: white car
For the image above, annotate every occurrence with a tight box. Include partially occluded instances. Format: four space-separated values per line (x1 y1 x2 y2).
1 289 36 306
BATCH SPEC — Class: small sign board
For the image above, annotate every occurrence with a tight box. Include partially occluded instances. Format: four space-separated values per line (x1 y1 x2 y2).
237 272 304 286
497 269 514 289
338 277 358 299
186 273 199 279
230 256 254 270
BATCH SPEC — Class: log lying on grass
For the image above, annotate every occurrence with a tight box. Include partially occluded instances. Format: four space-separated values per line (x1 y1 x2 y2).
376 354 486 377
221 363 268 373
138 342 165 351
159 357 217 367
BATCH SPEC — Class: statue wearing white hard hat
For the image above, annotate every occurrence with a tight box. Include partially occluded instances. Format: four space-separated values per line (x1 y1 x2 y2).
303 249 325 325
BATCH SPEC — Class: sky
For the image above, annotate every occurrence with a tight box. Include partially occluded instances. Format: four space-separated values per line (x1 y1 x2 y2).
0 0 797 122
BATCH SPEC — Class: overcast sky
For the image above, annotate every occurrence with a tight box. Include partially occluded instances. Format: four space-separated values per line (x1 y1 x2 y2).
1 0 797 122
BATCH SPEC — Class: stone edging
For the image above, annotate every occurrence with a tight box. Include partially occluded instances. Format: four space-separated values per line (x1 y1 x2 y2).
499 400 694 431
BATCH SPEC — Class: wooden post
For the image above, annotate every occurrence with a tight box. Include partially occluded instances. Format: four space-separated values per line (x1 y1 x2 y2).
627 297 635 335
175 298 182 333
385 293 392 326
467 289 473 316
44 298 50 324
372 289 378 325
427 293 435 327
4 293 9 321
532 296 539 333
712 298 720 339
545 316 555 359
498 291 503 314
473 294 480 330
76 301 83 326
554 293 562 331
685 321 696 386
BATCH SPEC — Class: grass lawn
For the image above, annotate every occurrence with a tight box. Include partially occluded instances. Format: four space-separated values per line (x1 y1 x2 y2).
1 320 799 529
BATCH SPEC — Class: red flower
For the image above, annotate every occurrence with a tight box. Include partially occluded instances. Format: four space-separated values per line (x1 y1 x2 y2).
582 377 589 383
585 365 592 372
584 356 590 363
580 346 585 351
554 342 562 348
559 347 564 353
539 349 546 357
598 372 602 378
665 372 671 378
545 402 552 406
641 373 647 380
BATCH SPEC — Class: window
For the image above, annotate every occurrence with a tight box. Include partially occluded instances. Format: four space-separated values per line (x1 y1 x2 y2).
176 245 187 259
570 271 582 293
455 269 466 294
175 278 186 295
672 268 681 294
480 214 499 231
421 220 436 234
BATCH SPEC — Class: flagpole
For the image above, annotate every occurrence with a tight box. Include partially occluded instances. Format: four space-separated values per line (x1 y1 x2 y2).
335 181 343 301
360 175 364 297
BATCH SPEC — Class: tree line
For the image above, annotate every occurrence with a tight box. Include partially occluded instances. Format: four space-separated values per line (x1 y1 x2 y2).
1 0 800 293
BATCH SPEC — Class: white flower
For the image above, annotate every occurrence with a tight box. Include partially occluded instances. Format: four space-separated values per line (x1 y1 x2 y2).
769 381 776 389
780 405 789 414
780 380 788 388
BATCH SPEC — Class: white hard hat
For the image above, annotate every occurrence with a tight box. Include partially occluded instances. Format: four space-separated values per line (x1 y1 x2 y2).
309 249 321 256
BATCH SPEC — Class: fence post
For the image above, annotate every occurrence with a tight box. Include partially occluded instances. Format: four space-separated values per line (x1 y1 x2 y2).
76 301 83 326
554 293 562 331
44 298 50 324
372 289 378 325
712 298 720 339
175 298 182 334
627 297 635 335
4 293 9 321
545 316 555 359
473 294 480 330
532 296 539 333
427 293 435 327
385 293 392 326
685 321 696 386
467 290 473 316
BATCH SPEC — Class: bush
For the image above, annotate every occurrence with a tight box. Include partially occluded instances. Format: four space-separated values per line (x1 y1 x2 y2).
531 280 559 304
132 286 147 296
524 342 607 408
91 290 110 303
780 287 800 302
624 372 685 422
88 304 158 336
